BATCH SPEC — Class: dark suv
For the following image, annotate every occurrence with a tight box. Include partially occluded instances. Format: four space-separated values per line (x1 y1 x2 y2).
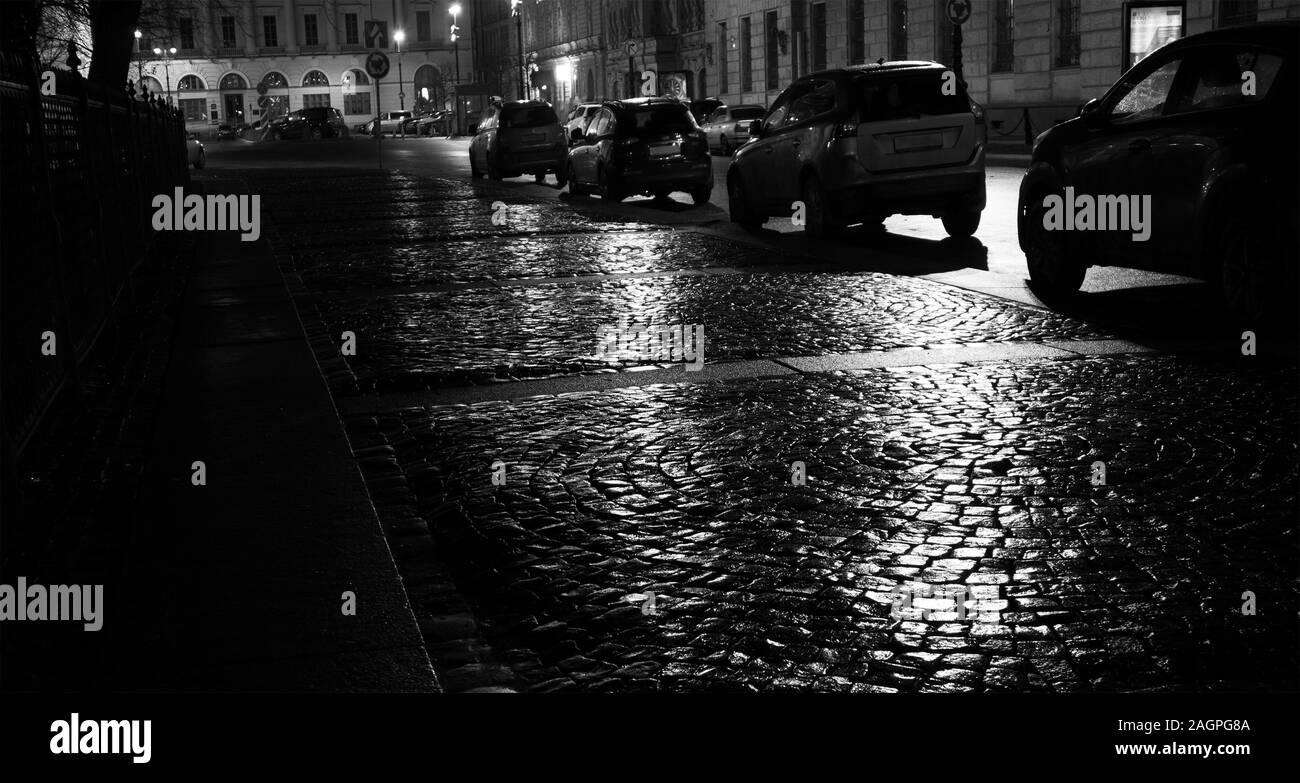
268 107 348 140
729 61 987 238
1018 21 1298 318
564 97 713 204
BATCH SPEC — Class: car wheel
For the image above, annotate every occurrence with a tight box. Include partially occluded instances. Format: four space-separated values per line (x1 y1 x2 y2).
469 150 483 178
1023 190 1086 299
598 167 624 203
728 174 763 231
941 208 981 239
721 136 733 156
652 189 672 201
801 174 838 238
566 163 584 196
535 173 547 185
1218 212 1279 321
554 165 568 189
487 150 503 181
690 184 712 206
309 127 322 141
194 149 205 169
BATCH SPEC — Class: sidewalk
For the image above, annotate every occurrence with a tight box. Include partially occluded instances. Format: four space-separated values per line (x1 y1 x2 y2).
95 180 439 691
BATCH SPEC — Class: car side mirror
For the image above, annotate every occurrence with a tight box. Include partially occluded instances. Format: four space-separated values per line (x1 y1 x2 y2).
1079 98 1102 126
748 119 763 137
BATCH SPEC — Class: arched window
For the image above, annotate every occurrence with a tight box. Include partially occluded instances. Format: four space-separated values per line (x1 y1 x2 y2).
219 73 248 90
344 68 369 86
139 76 164 96
302 70 329 87
178 74 204 91
261 71 288 88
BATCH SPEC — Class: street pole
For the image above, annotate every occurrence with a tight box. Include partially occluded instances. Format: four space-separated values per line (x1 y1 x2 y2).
513 1 524 100
133 30 143 87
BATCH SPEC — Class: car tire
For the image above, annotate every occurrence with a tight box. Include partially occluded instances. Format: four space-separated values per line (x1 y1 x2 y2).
566 163 584 196
801 174 839 239
598 167 624 203
487 150 503 181
309 127 322 141
1023 190 1086 299
1217 211 1281 321
535 173 547 185
469 150 483 179
194 149 205 169
941 208 981 239
690 184 712 206
721 136 733 156
728 174 763 231
554 165 568 189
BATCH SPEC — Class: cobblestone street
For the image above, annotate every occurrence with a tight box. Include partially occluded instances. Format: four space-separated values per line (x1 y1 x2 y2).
208 166 1297 693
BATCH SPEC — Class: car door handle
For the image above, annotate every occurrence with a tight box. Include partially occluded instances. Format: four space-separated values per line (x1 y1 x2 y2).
1128 138 1151 153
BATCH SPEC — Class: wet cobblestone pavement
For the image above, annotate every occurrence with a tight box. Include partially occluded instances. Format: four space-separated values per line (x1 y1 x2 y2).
351 357 1297 692
224 169 1299 692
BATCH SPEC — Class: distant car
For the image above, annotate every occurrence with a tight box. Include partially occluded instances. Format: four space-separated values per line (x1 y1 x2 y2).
186 132 205 169
269 107 348 140
565 103 602 144
353 121 370 135
686 97 723 126
1019 20 1298 319
700 103 766 155
564 97 712 205
412 110 453 136
216 124 238 140
468 100 569 184
728 60 987 238
366 111 413 136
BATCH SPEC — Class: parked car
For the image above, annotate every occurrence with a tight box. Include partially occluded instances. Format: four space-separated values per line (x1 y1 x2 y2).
413 110 453 136
216 124 238 140
1018 21 1298 319
365 110 414 136
564 97 713 205
269 107 349 140
186 132 205 169
686 97 723 126
728 61 987 238
700 103 766 155
468 100 569 184
565 103 602 144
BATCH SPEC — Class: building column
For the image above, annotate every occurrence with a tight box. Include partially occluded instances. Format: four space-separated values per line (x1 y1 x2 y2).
326 0 339 52
284 0 298 51
243 0 257 55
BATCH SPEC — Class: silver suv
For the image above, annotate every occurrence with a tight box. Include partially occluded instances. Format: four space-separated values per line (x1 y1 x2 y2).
728 61 987 238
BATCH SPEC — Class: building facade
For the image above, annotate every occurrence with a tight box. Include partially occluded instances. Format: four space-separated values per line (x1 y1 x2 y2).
133 0 476 131
488 0 1294 134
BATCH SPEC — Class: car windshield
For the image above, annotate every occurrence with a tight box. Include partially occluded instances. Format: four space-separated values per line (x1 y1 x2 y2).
501 105 558 128
730 107 765 120
855 73 970 120
617 104 695 134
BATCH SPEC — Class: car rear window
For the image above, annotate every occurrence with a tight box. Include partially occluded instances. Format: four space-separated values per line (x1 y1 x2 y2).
617 104 696 134
501 105 559 128
731 107 765 120
854 73 970 121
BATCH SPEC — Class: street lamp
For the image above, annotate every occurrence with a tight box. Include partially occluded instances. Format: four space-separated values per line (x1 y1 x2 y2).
511 0 524 100
450 3 461 136
133 30 143 87
394 29 405 113
152 45 177 102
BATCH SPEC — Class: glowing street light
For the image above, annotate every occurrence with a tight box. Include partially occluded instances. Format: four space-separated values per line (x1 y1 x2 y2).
450 3 462 135
394 29 406 111
151 45 177 101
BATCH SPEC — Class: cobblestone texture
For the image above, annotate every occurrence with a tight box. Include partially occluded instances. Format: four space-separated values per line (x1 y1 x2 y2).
346 356 1298 692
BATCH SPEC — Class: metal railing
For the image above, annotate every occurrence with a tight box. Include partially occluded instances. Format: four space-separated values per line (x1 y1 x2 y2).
1 47 188 469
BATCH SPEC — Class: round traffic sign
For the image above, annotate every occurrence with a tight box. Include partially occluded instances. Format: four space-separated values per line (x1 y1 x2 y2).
365 50 390 79
946 0 971 25
256 81 268 95
625 39 638 57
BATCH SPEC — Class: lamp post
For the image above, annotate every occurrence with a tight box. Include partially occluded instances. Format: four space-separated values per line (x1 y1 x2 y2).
152 45 177 101
450 3 461 136
511 0 524 100
133 30 143 87
394 29 405 111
